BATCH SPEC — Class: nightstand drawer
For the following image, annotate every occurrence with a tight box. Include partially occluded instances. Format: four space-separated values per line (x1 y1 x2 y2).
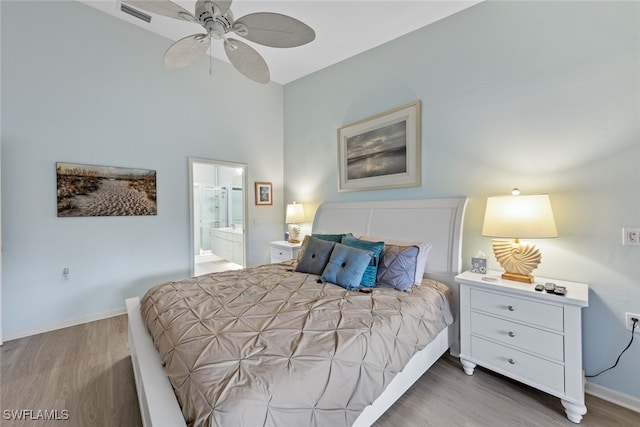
471 312 564 361
470 289 563 331
270 241 302 263
471 336 564 394
271 247 293 263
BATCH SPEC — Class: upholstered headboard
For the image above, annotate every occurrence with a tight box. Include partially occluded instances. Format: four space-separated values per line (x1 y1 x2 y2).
312 197 468 354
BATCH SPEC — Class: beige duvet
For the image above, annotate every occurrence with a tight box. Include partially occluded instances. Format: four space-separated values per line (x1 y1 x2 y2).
141 261 454 427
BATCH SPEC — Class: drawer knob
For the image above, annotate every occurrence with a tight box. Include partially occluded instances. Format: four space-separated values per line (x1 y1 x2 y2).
507 305 515 311
508 331 516 338
508 358 516 365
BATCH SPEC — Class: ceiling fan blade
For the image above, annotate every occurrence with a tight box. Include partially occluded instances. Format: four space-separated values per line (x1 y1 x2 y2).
233 13 315 48
123 0 196 22
165 34 210 69
224 38 270 84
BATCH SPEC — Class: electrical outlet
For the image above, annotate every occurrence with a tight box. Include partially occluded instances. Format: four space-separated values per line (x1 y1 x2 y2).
625 312 640 332
62 267 70 281
622 227 640 246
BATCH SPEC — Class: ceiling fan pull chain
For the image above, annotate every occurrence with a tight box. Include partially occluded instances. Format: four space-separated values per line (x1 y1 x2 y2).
209 37 214 76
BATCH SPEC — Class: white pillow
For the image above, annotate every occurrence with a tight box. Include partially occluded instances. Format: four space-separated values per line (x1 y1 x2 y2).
359 235 432 285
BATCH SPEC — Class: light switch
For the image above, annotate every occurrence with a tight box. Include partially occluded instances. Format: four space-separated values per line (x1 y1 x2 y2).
622 227 640 246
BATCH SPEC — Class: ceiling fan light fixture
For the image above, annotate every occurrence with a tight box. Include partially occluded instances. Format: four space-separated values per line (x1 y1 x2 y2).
210 22 226 39
232 23 248 36
224 39 238 51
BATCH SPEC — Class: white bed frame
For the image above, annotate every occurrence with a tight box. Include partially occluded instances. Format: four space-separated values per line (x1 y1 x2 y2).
126 197 467 427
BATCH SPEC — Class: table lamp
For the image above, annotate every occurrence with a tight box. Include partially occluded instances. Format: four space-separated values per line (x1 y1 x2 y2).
482 189 558 283
285 201 305 243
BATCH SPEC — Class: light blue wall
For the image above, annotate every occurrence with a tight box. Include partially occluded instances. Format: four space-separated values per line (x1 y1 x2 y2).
1 1 284 336
2 0 639 404
284 1 640 399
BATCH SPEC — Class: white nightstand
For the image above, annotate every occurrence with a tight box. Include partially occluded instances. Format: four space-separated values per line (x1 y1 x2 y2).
270 241 302 263
455 270 589 423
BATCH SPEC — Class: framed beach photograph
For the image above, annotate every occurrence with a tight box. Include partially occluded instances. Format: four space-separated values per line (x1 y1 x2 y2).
56 162 157 217
255 182 273 205
338 100 421 192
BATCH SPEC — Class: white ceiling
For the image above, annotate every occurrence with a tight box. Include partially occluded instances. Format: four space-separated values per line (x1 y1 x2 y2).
81 0 482 84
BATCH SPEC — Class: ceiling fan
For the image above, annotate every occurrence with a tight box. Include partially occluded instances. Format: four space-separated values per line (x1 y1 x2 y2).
123 0 316 83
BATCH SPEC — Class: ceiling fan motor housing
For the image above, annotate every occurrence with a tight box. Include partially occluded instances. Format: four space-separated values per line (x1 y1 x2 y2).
196 1 233 39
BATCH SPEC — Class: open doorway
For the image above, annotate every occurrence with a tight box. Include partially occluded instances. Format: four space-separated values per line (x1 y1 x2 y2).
189 158 247 276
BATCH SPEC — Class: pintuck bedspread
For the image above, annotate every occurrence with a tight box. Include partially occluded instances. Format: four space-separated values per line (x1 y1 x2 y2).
140 260 454 427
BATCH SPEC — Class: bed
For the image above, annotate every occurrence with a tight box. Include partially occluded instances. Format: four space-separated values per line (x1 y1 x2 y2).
126 197 467 427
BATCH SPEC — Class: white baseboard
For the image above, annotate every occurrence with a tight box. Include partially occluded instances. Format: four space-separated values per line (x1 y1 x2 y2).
195 253 215 263
3 307 126 342
586 380 640 413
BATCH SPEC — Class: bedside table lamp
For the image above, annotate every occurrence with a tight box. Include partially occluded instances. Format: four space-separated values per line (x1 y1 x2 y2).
285 201 305 243
482 189 558 283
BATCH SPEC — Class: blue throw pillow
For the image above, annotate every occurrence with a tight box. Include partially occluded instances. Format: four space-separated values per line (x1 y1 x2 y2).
341 236 384 287
295 236 336 275
320 243 373 291
377 245 420 291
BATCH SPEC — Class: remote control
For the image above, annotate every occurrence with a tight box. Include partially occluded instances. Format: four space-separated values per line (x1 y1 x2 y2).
544 282 556 293
534 284 544 292
554 286 567 296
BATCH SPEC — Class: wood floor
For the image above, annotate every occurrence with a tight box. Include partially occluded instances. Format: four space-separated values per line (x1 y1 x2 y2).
1 315 141 427
1 315 638 426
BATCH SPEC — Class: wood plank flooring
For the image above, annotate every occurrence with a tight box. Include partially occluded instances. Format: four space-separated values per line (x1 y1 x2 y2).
1 315 141 427
1 315 638 426
373 356 639 427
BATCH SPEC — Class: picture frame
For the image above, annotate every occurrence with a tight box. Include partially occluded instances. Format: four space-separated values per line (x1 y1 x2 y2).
337 100 421 192
56 162 157 217
255 182 273 205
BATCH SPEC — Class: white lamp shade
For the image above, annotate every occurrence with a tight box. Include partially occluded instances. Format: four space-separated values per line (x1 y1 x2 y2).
285 203 305 224
482 194 558 239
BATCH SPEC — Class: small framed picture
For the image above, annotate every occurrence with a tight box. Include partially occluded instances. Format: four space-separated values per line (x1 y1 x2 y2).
255 182 272 205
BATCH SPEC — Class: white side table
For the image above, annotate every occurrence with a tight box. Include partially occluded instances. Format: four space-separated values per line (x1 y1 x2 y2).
455 270 589 423
270 241 302 263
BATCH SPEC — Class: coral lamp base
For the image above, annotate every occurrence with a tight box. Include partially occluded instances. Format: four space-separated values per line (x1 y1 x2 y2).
501 271 534 284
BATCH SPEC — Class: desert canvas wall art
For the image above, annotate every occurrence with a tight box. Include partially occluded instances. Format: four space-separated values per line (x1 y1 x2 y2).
56 162 157 217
